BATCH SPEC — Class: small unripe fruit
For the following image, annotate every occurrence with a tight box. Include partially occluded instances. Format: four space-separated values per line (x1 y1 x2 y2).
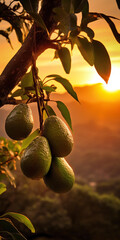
5 104 33 140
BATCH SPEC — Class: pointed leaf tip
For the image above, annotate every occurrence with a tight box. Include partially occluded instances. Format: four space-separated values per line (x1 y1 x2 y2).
0 183 6 195
93 40 111 83
46 74 79 102
56 101 72 130
1 212 35 233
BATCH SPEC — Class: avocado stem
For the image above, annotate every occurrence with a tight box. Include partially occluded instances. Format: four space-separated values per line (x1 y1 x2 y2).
32 57 43 131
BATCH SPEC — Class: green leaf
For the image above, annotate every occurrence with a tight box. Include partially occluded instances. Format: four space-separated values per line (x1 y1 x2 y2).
61 0 74 13
73 0 88 13
0 218 27 240
21 95 29 100
84 27 95 39
30 12 49 35
58 47 71 74
46 74 79 102
21 70 34 88
56 101 72 130
46 105 56 116
76 37 94 66
21 129 40 151
0 183 6 195
1 213 35 233
93 40 111 83
19 0 39 13
42 86 56 93
11 89 25 98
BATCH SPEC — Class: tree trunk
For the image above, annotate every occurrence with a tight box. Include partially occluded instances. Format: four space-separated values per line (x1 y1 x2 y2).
0 0 60 107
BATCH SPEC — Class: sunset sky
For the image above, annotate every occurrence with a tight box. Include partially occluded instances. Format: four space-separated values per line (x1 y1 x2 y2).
0 0 120 93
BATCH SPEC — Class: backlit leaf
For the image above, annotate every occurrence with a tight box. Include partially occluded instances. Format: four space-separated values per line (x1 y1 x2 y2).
21 129 40 151
76 37 94 66
11 89 25 98
46 74 79 102
21 70 34 88
56 101 72 130
42 86 56 93
46 105 56 116
1 213 35 233
58 47 71 74
0 183 6 195
0 218 27 240
93 40 111 83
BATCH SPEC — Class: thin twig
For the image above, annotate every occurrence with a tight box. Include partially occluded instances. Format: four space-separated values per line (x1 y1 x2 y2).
0 153 18 167
32 60 43 129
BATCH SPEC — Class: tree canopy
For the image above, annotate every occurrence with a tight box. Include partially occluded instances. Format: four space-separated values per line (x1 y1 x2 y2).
0 0 120 107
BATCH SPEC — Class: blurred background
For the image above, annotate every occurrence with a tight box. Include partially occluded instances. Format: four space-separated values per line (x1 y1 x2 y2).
1 0 120 239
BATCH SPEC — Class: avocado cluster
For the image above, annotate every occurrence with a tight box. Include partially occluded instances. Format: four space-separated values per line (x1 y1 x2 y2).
5 104 75 193
42 115 75 193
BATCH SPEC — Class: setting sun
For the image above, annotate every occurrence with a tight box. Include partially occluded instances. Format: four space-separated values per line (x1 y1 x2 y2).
91 66 120 93
103 67 120 92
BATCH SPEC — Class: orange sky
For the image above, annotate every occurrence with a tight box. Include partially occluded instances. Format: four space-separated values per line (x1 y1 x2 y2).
0 0 120 93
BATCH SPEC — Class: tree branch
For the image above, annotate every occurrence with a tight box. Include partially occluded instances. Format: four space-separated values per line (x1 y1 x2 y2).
0 0 61 107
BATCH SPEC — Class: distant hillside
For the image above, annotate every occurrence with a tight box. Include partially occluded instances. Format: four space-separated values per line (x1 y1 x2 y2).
51 83 120 103
1 83 120 181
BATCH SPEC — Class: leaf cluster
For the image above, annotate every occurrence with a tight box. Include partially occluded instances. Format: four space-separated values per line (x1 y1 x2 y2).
0 0 33 45
1 0 120 83
0 146 35 240
0 137 21 187
10 69 79 134
0 183 35 240
51 0 118 83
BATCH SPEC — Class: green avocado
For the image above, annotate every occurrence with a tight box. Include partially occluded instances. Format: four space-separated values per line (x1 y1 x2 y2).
44 157 75 193
21 136 52 179
5 103 33 140
43 116 73 157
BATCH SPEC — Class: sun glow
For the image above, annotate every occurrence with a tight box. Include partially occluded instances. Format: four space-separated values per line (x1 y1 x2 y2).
103 67 120 92
91 66 120 92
